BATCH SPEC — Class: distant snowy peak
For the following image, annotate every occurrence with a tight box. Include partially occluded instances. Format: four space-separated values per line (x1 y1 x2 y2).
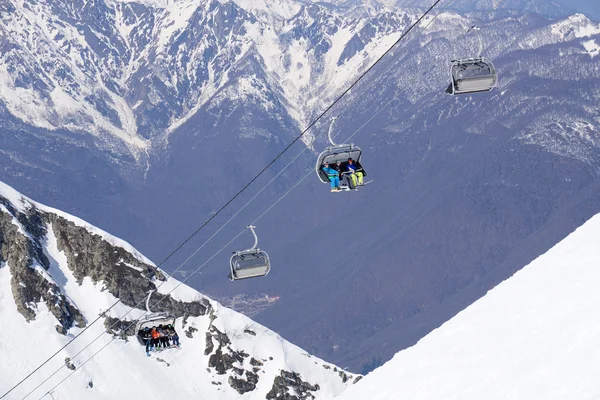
0 0 596 155
551 13 600 39
0 180 359 399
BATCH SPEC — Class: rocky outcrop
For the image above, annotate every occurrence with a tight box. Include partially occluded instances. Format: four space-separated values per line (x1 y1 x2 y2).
0 194 211 337
266 370 320 400
0 197 85 332
104 316 137 337
228 370 259 394
205 324 266 394
48 214 211 318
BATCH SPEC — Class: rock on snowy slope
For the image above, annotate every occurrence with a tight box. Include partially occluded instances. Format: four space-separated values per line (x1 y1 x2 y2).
0 180 358 400
334 212 600 399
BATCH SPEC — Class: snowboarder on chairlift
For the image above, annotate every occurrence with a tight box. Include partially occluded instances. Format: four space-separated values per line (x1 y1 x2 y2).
143 327 153 355
347 158 364 186
335 161 354 190
167 325 180 347
158 325 170 347
322 161 341 192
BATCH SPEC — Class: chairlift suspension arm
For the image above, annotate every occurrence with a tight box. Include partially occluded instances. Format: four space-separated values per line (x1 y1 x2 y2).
327 117 338 147
146 290 155 313
247 225 258 251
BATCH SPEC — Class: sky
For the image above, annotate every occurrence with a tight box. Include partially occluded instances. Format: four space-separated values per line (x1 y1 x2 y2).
552 0 600 19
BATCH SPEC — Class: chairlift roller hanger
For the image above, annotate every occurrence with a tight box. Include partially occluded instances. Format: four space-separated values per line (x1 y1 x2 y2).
446 5 501 96
315 117 366 183
229 225 271 281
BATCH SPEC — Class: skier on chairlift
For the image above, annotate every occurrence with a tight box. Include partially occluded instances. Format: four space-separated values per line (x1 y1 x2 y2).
322 161 341 192
347 158 364 186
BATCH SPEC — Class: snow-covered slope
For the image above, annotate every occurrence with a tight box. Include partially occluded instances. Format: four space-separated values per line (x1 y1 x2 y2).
335 213 600 399
0 180 359 400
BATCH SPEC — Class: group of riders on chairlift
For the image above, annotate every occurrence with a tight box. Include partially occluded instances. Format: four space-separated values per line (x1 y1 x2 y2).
139 324 180 356
322 158 365 192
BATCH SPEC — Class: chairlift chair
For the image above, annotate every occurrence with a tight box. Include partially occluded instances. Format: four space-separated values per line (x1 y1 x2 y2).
315 117 366 183
134 290 176 345
447 57 498 95
229 225 271 281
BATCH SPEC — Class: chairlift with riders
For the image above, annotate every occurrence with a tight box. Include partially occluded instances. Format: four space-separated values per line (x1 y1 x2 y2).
134 290 177 345
315 117 367 189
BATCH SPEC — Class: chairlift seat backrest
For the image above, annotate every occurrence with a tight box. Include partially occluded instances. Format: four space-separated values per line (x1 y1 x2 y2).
449 57 498 95
230 250 270 281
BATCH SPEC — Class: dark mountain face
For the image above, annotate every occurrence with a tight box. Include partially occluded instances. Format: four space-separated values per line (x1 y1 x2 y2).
1 0 600 373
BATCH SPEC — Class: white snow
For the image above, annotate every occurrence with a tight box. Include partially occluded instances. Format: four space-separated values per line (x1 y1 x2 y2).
0 181 357 399
551 13 600 39
582 39 600 58
335 213 600 400
155 274 208 303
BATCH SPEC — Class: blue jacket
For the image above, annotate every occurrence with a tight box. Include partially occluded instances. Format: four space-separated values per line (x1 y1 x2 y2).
347 163 361 173
322 166 339 178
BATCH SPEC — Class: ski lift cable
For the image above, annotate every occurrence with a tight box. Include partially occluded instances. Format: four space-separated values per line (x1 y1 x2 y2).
3 4 448 398
30 96 398 400
5 2 448 397
4 117 325 400
20 146 316 400
421 0 460 32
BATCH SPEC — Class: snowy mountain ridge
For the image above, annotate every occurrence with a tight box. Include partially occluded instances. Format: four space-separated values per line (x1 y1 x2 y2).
0 180 358 399
0 0 421 155
335 212 600 399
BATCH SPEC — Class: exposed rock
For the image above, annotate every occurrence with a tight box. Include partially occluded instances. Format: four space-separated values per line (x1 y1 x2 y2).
266 370 320 400
250 357 263 366
244 328 256 336
56 325 67 335
0 199 215 342
0 204 85 331
48 215 211 319
232 367 244 376
353 375 363 384
208 346 249 375
338 370 350 383
205 332 214 355
185 326 198 339
104 316 136 337
64 357 76 371
209 325 230 347
228 370 259 394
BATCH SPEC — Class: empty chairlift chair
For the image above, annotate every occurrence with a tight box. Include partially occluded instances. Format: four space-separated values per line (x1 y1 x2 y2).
315 117 366 186
447 57 498 95
135 290 176 345
229 225 271 281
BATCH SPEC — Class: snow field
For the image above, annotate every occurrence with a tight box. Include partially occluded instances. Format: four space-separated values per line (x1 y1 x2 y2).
335 213 600 400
